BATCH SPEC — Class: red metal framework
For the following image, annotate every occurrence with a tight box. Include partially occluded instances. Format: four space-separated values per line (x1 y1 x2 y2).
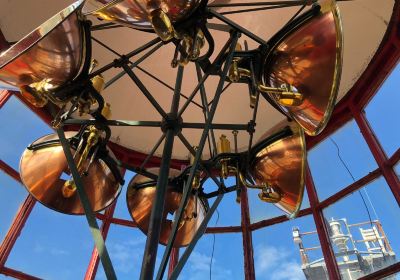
1 1 400 279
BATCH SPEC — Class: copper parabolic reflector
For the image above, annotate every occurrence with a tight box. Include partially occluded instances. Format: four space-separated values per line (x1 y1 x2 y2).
83 0 203 30
0 0 85 90
19 132 122 215
127 168 207 247
250 124 306 218
262 1 343 136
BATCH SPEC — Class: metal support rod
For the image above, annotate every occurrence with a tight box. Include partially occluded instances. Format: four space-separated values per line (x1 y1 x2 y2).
209 10 268 46
140 66 184 280
85 201 118 280
305 166 341 280
63 119 249 131
219 4 299 16
169 193 224 279
240 186 256 280
207 0 315 8
156 32 240 280
105 42 164 89
177 33 239 118
0 196 36 269
56 129 117 280
137 66 204 110
196 63 218 156
168 248 180 279
122 64 170 120
89 37 161 78
140 134 166 170
351 104 400 206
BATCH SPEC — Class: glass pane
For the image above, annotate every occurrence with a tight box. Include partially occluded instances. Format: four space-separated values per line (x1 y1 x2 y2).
248 178 310 223
101 225 146 279
207 177 241 227
365 65 400 157
308 120 378 200
395 163 400 178
6 203 94 279
179 233 244 280
0 96 52 170
323 177 400 279
253 215 327 280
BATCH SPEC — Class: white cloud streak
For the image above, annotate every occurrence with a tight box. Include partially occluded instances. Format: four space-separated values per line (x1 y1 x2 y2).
255 244 305 280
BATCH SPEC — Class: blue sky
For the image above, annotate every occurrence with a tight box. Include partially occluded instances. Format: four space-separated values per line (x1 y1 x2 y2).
0 64 399 279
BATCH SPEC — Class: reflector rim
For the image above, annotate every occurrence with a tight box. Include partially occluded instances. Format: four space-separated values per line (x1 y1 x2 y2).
261 2 344 136
252 125 307 218
126 171 209 247
0 0 85 70
19 132 123 215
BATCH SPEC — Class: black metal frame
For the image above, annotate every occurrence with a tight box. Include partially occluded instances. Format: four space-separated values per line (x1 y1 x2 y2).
47 1 323 279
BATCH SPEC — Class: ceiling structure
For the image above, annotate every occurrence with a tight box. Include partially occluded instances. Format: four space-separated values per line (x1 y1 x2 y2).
0 0 395 162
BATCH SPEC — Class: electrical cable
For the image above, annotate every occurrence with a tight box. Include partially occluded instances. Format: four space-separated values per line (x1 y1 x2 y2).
329 137 375 226
209 209 220 280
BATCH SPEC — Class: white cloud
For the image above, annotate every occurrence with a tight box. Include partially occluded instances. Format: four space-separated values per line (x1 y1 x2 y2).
255 244 305 280
107 237 146 273
181 251 232 280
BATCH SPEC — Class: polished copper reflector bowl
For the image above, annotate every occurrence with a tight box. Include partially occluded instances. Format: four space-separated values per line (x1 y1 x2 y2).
262 2 343 136
83 0 203 30
19 132 122 215
250 124 306 218
0 0 85 91
127 168 207 247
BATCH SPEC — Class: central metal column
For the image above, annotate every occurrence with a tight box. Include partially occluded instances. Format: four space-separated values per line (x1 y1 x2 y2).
140 66 184 280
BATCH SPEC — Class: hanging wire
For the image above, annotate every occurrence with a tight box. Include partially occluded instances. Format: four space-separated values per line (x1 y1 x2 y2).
329 137 378 226
209 209 220 280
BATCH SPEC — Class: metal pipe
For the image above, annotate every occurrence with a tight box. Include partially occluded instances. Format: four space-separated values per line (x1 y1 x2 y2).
196 63 218 156
156 32 240 280
140 66 184 280
56 129 117 280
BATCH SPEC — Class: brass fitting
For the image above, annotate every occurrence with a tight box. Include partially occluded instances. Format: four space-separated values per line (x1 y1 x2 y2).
61 126 101 198
149 8 175 42
258 84 304 107
217 135 231 179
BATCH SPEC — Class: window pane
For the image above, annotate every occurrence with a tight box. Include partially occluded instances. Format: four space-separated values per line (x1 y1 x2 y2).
207 177 241 227
253 215 326 280
6 204 94 279
0 172 28 244
365 65 400 157
248 186 310 224
101 225 146 279
308 120 378 200
179 233 244 280
395 163 400 178
323 177 400 279
0 96 52 170
112 171 136 221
